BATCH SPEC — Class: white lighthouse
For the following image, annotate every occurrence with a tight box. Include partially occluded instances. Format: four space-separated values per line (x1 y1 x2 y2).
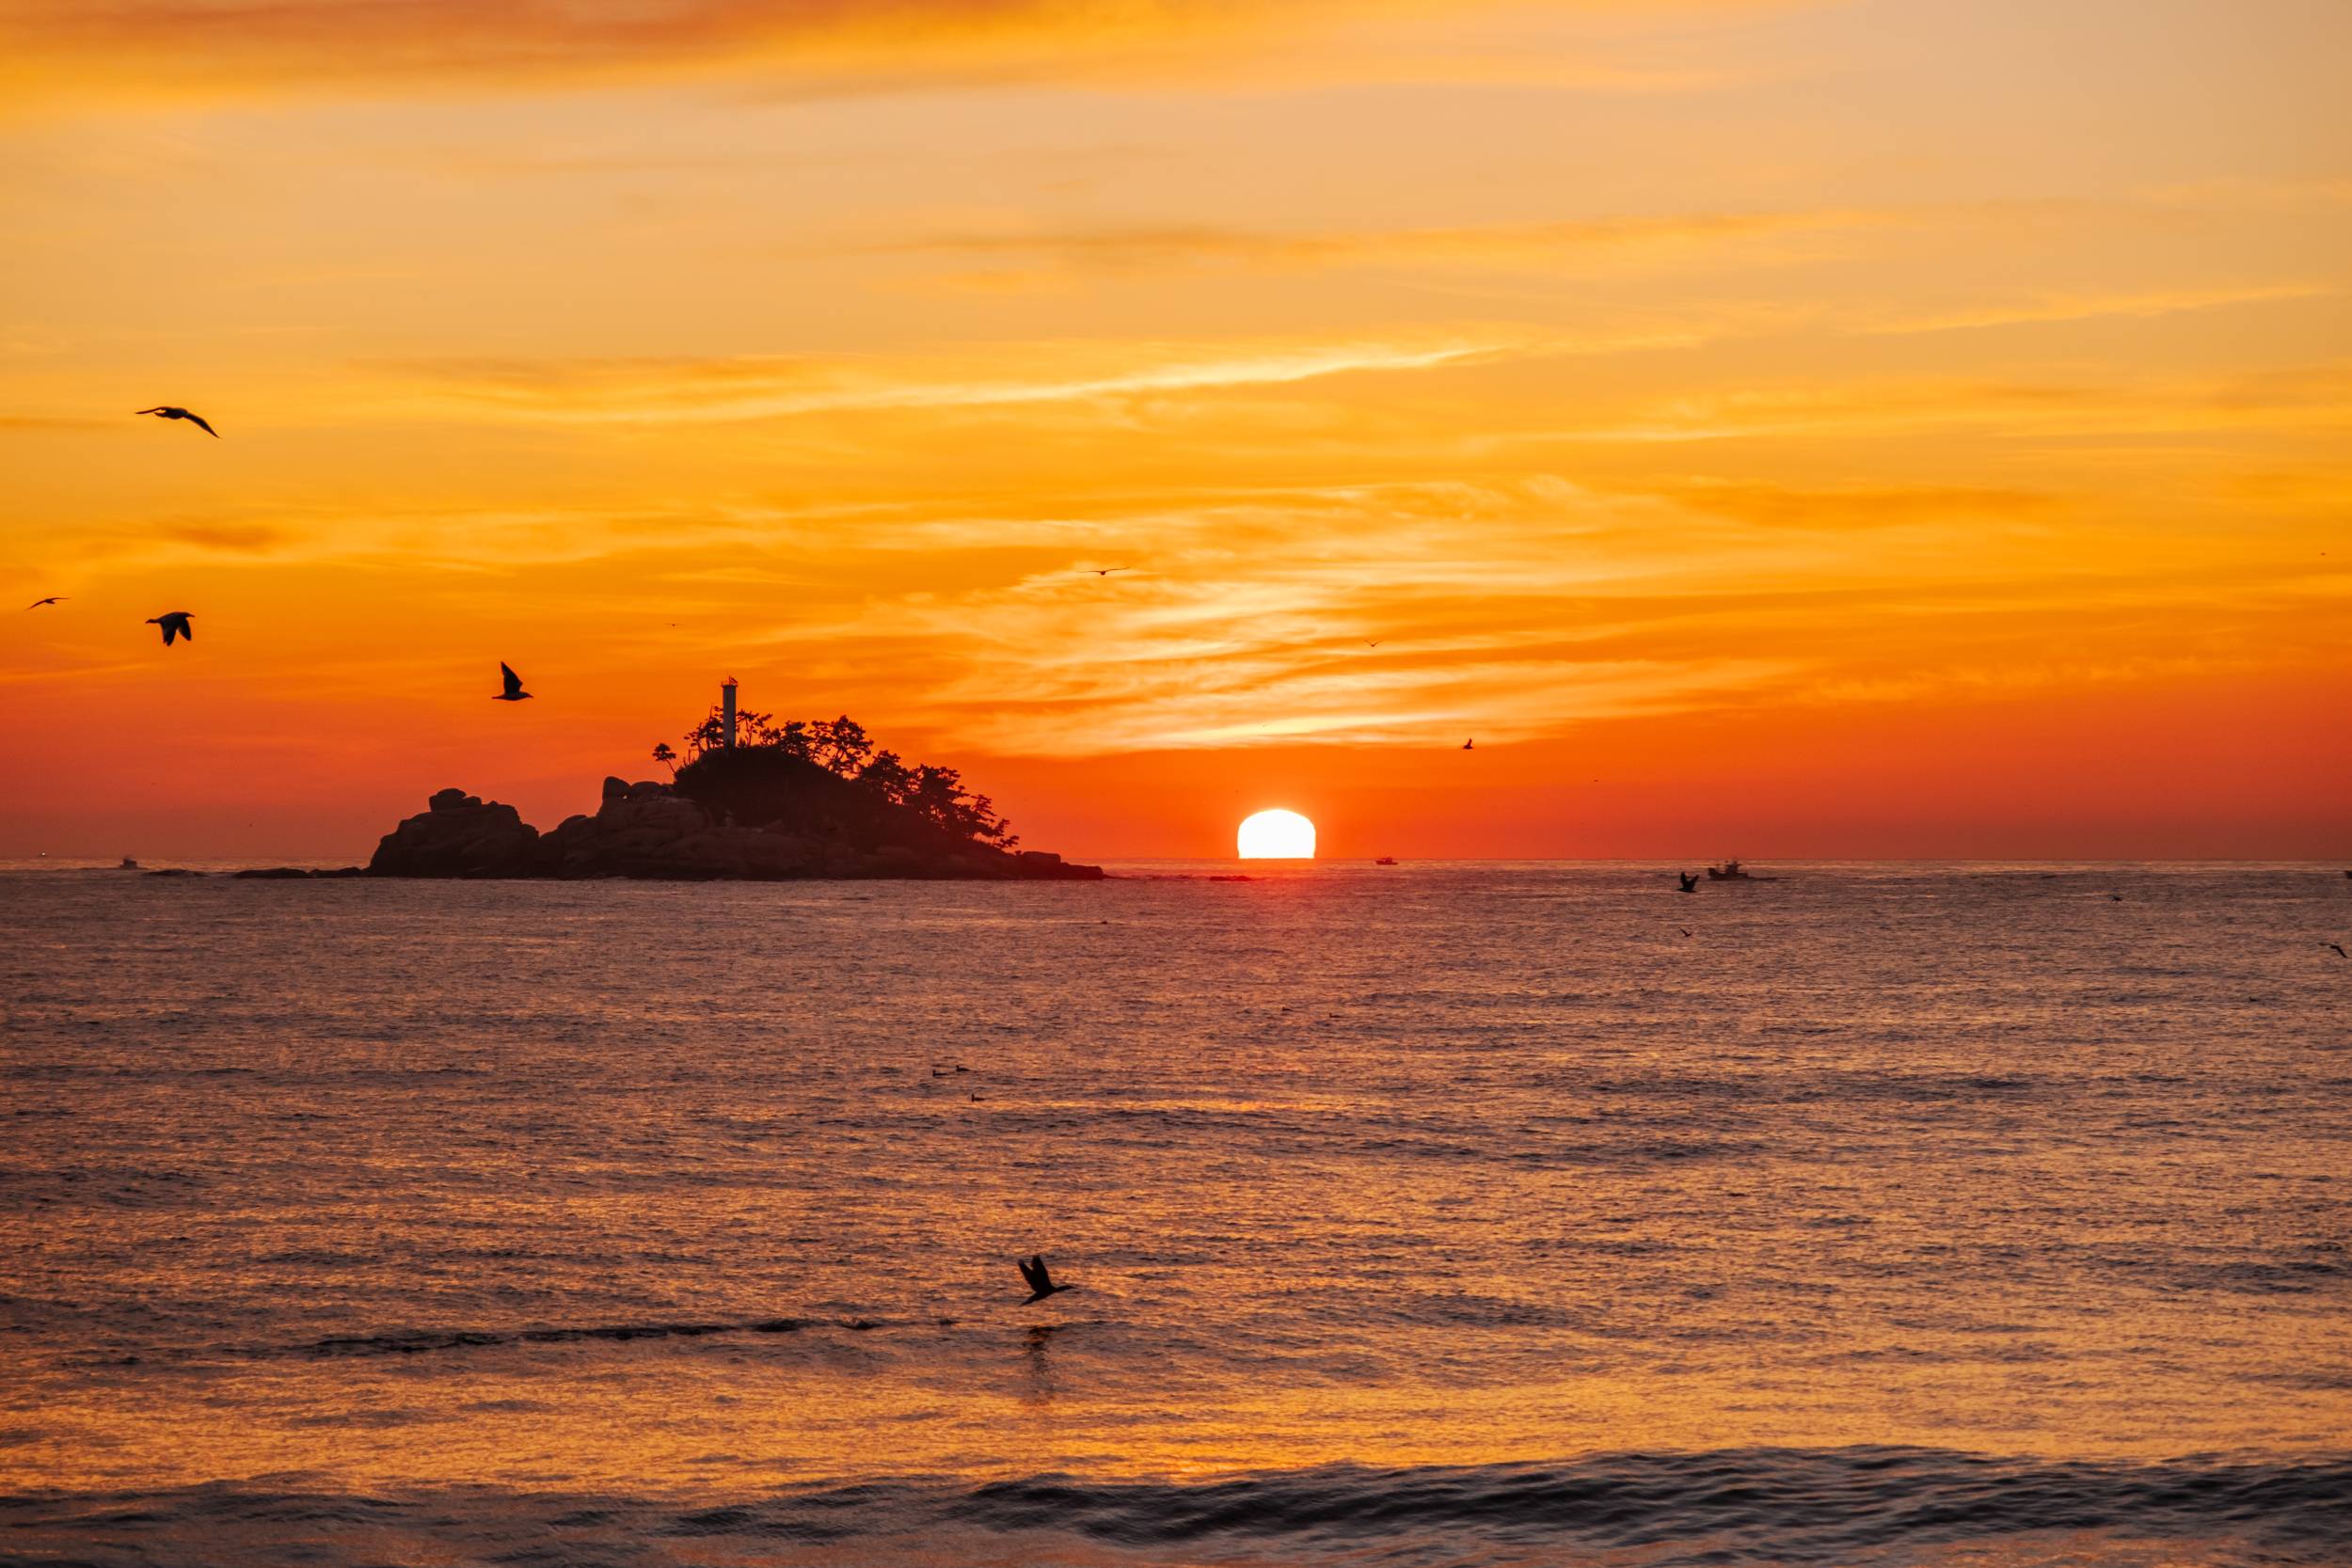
720 676 738 749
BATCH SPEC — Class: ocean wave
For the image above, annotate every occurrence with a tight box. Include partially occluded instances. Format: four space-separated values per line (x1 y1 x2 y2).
294 1315 918 1357
4 1449 2346 1566
947 1449 2352 1553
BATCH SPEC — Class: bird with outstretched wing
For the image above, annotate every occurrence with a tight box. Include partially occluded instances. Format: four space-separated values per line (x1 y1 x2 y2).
1017 1255 1075 1306
135 406 219 437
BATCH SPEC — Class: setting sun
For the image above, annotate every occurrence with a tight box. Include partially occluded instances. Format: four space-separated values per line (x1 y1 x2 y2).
1237 810 1316 860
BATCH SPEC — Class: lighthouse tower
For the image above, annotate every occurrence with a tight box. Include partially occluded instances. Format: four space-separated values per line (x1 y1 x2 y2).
720 676 738 750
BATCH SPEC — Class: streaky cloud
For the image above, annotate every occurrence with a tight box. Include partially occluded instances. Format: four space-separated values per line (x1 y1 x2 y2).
381 331 1540 423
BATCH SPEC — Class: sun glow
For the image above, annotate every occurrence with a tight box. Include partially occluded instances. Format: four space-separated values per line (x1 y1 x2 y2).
1237 809 1316 860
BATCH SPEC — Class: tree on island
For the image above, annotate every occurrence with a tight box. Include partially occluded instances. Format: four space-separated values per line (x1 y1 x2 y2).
811 716 873 775
664 709 1016 849
650 742 677 777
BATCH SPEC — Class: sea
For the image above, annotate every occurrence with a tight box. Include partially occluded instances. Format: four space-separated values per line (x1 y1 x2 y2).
2 861 2347 1567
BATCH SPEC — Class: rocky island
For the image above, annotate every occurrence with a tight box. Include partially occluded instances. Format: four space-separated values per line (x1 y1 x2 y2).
365 705 1102 881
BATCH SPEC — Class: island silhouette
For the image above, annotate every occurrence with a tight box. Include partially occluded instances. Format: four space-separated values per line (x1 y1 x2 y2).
360 705 1101 881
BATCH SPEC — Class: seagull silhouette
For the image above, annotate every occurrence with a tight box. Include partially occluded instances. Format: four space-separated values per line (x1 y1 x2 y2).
1678 927 1692 938
25 595 65 610
1462 738 1474 751
494 662 532 702
135 406 218 437
2328 943 2347 958
1088 567 1127 577
1677 871 1698 894
1362 639 1382 648
1017 1255 1075 1306
145 611 193 646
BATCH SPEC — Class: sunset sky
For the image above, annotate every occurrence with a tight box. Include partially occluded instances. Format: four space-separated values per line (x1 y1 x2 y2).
3 0 2346 859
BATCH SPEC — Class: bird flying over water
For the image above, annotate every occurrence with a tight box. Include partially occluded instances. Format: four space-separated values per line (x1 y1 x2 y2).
1017 1255 1074 1306
1362 639 1381 648
1088 567 1127 577
2328 943 2347 958
135 406 218 437
145 611 193 646
494 662 532 702
1462 738 1474 751
1677 871 1698 894
25 595 64 610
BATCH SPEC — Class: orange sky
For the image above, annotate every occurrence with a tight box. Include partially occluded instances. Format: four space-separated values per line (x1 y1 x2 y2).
2 0 2347 860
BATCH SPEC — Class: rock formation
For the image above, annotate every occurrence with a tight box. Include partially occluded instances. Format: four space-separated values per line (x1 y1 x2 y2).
366 775 1102 880
368 787 545 878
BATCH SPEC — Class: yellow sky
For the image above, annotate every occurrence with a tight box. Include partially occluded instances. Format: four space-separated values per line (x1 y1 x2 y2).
2 0 2347 858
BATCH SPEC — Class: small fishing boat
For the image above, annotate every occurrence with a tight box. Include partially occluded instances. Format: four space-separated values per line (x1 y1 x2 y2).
1708 859 1753 880
1374 856 1398 865
119 856 140 869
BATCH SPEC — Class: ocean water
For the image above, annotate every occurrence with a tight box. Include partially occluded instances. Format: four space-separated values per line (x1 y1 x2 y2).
2 862 2348 1567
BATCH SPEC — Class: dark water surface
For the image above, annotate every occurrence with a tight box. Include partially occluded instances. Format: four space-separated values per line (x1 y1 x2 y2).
3 863 2348 1565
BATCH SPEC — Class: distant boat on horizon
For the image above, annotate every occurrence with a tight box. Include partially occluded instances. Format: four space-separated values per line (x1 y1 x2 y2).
119 856 139 870
1374 856 1398 866
1708 860 1755 881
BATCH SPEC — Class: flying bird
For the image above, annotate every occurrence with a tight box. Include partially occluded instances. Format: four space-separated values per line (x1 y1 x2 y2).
1017 1255 1075 1306
145 611 193 646
1677 871 1698 894
1362 640 1381 649
2328 943 2347 958
1678 927 1692 938
25 596 65 610
1462 738 1474 751
494 662 532 702
135 406 218 437
1088 567 1128 577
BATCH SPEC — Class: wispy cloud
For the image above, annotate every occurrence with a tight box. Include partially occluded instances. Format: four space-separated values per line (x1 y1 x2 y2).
1637 480 2058 530
380 329 1540 424
855 206 1891 286
1548 361 2352 445
0 0 1243 95
625 475 2327 755
1867 282 2334 337
0 0 1753 107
